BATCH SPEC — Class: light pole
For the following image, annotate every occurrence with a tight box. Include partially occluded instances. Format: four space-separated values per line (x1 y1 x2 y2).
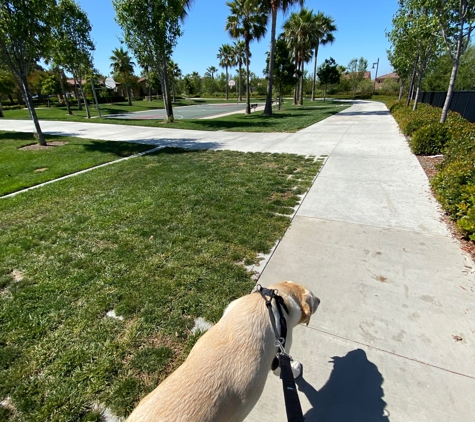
372 58 380 93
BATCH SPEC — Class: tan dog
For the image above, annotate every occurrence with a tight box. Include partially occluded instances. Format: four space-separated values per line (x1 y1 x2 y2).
126 281 320 422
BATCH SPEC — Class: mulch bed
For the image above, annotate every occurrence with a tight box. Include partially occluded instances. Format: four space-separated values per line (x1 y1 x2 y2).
417 155 475 261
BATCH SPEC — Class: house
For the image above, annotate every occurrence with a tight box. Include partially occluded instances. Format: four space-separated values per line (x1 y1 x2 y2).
373 72 399 90
341 71 372 80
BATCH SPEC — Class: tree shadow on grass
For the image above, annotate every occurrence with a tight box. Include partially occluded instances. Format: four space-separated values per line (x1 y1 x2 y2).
82 141 158 157
296 349 390 422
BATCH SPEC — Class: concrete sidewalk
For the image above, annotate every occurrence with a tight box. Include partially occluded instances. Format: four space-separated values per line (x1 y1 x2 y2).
245 101 475 422
1 101 474 420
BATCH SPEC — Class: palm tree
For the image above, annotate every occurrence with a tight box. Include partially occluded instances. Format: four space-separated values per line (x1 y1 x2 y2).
232 41 246 101
283 8 315 105
217 44 236 100
205 66 218 79
311 12 336 101
168 60 182 102
226 0 268 114
110 47 135 106
262 0 304 116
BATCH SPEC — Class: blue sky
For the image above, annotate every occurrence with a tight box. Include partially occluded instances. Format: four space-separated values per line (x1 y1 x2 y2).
77 0 399 80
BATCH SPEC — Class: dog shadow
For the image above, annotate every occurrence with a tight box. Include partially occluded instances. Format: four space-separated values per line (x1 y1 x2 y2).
296 349 390 422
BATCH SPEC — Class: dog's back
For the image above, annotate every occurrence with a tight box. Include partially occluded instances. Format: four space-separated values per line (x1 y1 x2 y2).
126 293 276 422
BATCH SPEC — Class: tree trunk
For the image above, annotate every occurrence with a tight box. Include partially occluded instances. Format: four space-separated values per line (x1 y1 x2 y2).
161 60 174 122
73 76 82 110
245 40 251 114
311 43 320 101
299 57 304 106
20 74 47 145
406 59 418 107
398 79 404 102
440 60 459 123
0 100 4 118
124 71 132 106
225 66 229 100
239 62 243 102
78 82 91 118
263 7 278 116
8 94 14 105
59 70 72 115
278 82 282 111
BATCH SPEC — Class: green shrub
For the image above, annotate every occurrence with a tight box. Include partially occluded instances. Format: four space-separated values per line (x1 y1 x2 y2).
404 119 429 136
2 104 24 111
409 123 451 155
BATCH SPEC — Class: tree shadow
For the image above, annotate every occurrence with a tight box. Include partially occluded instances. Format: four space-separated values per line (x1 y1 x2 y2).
296 349 390 422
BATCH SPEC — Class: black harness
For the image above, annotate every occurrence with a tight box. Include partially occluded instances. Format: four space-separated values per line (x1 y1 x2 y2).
256 285 305 422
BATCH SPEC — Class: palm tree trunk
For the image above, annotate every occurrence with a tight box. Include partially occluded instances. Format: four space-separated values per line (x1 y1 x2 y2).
311 43 320 101
299 57 304 106
264 7 278 116
225 66 229 100
239 62 243 102
245 41 251 114
0 100 4 118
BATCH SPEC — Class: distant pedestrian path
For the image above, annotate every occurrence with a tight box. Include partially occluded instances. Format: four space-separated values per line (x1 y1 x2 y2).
104 102 263 120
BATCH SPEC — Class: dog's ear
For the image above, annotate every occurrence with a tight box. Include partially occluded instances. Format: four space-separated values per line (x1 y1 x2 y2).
300 289 320 325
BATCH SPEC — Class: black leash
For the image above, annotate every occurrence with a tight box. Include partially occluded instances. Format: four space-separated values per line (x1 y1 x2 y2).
256 285 305 422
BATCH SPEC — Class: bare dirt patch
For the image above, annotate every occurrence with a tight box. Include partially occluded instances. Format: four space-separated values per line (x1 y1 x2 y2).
34 168 48 173
20 141 68 150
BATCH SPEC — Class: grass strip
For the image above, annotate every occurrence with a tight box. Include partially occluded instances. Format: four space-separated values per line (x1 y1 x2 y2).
0 148 323 420
0 131 153 196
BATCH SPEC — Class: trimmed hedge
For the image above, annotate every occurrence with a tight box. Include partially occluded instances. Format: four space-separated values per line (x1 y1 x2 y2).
409 123 450 155
388 100 475 240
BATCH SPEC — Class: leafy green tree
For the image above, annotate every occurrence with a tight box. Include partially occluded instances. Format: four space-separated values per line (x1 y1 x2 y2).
41 74 61 107
0 0 57 144
387 0 441 110
110 47 135 106
217 43 236 100
424 0 475 122
113 0 192 122
346 57 368 97
226 0 268 113
261 0 303 115
317 57 340 101
311 12 336 101
53 0 95 118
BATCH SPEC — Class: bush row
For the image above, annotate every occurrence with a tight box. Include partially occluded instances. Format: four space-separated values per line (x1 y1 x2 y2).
388 100 475 239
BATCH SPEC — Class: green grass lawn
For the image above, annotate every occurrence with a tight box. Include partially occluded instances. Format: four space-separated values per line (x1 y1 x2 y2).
0 148 323 421
0 131 154 196
2 99 350 133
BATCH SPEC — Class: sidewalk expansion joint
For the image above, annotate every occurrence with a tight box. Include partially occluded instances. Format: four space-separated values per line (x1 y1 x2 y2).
307 325 475 381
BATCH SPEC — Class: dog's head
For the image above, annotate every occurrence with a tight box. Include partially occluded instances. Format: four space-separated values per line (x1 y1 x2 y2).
268 281 320 326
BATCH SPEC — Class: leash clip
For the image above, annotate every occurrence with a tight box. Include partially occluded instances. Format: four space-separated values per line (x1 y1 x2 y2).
275 337 286 354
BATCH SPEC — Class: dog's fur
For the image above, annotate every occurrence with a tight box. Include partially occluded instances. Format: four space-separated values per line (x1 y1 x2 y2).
126 281 320 422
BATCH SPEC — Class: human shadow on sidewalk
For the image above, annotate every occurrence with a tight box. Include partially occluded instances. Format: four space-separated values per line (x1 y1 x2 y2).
296 349 390 422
